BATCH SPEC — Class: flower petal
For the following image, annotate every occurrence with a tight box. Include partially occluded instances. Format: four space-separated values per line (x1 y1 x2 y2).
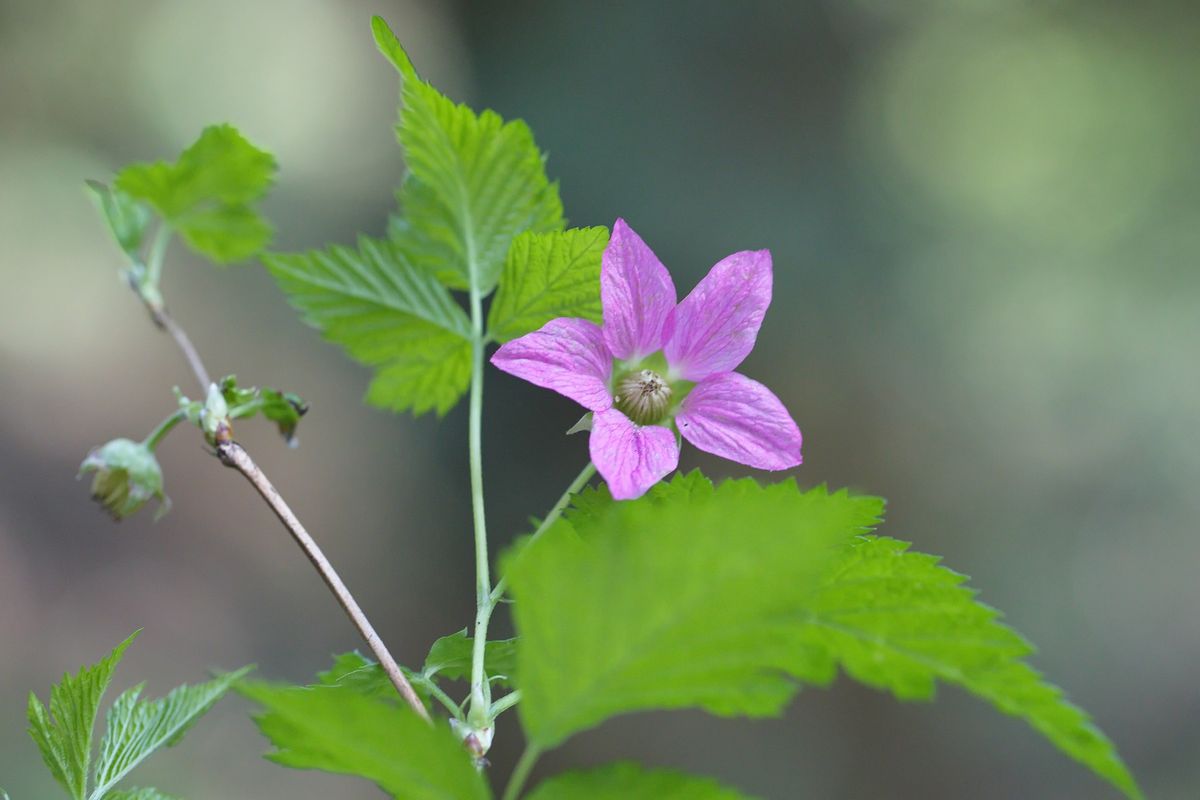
491 318 613 411
664 249 772 381
590 409 679 500
676 372 801 470
601 219 677 361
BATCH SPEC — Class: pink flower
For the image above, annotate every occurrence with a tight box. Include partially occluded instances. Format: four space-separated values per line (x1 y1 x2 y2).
492 219 802 500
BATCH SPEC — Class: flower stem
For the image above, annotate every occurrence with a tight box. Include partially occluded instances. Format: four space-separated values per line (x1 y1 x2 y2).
141 408 187 451
467 283 492 725
488 461 596 606
501 744 542 800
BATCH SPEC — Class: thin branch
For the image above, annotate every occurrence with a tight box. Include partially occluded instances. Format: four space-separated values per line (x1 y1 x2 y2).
216 440 430 721
149 306 212 391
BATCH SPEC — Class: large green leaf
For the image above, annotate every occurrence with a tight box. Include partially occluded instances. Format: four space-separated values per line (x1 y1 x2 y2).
791 535 1143 800
488 228 608 343
240 682 488 800
115 125 276 263
263 235 472 416
90 667 252 800
526 763 757 800
372 16 563 294
503 472 883 749
27 632 140 800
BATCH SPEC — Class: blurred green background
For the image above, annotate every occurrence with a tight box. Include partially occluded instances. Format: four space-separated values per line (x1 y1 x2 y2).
2 1 1197 797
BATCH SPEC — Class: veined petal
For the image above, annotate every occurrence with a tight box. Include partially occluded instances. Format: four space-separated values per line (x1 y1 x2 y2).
590 409 679 500
664 249 772 381
601 219 677 360
676 372 801 470
491 318 613 411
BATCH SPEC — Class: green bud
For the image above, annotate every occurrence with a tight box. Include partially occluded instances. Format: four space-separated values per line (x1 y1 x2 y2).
201 383 232 444
79 438 168 521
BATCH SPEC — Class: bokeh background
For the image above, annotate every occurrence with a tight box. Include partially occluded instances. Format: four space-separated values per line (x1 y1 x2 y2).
2 1 1197 797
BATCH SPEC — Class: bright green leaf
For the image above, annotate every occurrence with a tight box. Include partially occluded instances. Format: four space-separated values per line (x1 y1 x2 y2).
85 181 151 259
27 631 140 800
240 682 488 800
791 536 1143 800
423 629 518 685
526 762 758 800
503 473 883 749
488 228 608 343
90 666 252 800
263 235 472 416
102 789 180 800
372 16 563 293
115 124 276 264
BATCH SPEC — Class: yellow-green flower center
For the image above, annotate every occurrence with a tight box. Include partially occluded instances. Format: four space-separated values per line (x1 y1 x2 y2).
614 369 672 425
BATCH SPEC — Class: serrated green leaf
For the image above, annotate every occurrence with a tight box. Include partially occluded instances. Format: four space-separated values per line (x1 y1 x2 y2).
264 235 472 416
85 181 151 258
372 16 563 294
102 788 180 800
423 629 518 686
791 535 1143 800
240 682 488 800
115 124 276 264
487 228 608 343
503 473 883 749
27 631 140 800
90 666 252 800
526 762 758 800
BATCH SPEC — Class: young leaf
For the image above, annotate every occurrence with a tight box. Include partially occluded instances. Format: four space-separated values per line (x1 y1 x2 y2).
502 473 884 749
263 235 472 416
526 762 758 800
487 228 608 343
791 536 1143 800
102 789 180 800
85 181 151 259
90 666 253 800
372 16 563 294
423 629 518 686
240 682 488 800
115 125 276 264
27 631 140 800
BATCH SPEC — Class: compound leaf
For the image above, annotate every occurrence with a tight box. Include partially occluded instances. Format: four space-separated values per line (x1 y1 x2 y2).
241 682 488 800
372 16 563 294
90 666 252 800
488 228 608 343
264 235 472 416
27 632 140 800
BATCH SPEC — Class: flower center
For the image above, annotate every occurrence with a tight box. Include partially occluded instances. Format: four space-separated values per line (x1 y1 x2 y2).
614 369 672 426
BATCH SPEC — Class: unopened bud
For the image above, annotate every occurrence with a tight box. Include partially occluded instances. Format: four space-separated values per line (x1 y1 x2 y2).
79 438 169 521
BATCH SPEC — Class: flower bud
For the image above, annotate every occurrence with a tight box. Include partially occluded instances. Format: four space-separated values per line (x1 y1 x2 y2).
201 383 232 445
78 438 169 521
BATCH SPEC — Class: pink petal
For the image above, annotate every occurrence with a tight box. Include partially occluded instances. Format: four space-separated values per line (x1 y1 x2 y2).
676 372 801 470
590 409 679 500
601 219 677 361
663 249 772 381
490 318 613 412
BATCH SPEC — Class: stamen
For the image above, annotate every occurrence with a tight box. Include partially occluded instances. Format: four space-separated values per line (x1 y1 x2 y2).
614 369 672 425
